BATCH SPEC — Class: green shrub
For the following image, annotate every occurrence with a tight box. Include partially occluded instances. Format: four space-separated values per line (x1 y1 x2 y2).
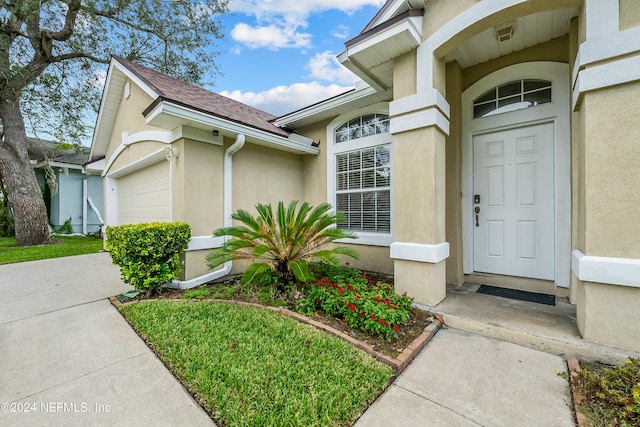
297 263 413 341
207 201 359 287
55 218 74 234
578 358 640 427
106 222 191 296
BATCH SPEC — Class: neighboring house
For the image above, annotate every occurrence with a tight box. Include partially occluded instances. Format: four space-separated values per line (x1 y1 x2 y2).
89 0 640 353
29 139 104 234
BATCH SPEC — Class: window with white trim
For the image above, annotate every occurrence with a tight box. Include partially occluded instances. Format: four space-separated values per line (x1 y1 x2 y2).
331 113 392 237
473 79 551 118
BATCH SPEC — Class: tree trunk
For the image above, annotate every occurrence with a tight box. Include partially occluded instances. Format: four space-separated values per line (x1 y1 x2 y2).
0 98 50 246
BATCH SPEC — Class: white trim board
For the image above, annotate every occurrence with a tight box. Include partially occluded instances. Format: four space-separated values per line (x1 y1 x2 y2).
390 242 449 264
187 236 225 252
572 250 640 288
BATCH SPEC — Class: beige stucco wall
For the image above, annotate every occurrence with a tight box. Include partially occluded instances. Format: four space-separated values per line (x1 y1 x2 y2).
232 143 304 211
394 127 446 243
581 81 640 258
300 120 330 206
179 139 224 236
576 281 640 352
184 250 211 280
104 80 158 163
422 0 477 41
461 36 569 91
394 51 417 99
619 0 640 30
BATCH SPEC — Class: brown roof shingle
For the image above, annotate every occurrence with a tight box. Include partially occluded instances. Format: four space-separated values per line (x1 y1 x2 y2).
112 55 290 138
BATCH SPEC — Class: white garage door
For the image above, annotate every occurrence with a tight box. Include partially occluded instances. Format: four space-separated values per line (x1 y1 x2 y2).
117 161 170 225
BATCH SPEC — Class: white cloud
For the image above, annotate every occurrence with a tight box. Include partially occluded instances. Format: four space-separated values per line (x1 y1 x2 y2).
332 24 350 39
230 22 312 50
306 51 357 85
228 0 384 50
229 0 385 18
220 81 353 116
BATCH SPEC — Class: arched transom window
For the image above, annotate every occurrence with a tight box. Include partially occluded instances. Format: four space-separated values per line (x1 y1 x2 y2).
335 113 390 143
473 79 551 118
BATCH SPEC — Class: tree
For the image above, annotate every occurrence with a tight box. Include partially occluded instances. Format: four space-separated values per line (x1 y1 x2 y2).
0 0 229 245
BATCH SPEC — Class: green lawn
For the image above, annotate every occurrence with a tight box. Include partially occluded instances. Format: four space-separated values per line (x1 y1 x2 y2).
121 300 394 427
0 236 104 264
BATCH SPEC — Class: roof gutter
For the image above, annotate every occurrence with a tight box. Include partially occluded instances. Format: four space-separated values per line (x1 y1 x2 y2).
166 134 245 289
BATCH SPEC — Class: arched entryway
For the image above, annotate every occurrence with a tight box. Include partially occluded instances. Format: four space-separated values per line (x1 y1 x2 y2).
461 62 571 288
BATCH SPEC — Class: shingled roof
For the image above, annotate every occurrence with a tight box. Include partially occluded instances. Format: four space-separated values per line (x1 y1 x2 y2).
28 138 89 166
112 56 290 138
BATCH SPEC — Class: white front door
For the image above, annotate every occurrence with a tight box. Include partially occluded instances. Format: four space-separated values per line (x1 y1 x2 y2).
473 122 555 280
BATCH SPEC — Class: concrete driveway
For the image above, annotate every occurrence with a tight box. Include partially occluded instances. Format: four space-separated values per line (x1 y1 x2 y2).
0 253 214 426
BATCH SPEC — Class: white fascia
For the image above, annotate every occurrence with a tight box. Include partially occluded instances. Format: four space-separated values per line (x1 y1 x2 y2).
34 161 83 170
111 59 159 99
106 147 166 178
572 250 640 288
338 55 388 92
339 14 422 91
373 0 423 26
390 242 450 264
145 101 319 155
84 158 105 175
274 83 379 128
345 15 422 58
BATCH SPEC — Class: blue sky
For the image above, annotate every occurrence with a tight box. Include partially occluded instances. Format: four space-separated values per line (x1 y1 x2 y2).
208 0 386 116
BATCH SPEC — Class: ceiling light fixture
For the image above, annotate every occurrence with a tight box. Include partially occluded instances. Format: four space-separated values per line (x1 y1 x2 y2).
494 21 517 42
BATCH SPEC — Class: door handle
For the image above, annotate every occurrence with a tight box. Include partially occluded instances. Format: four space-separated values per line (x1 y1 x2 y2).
474 206 480 227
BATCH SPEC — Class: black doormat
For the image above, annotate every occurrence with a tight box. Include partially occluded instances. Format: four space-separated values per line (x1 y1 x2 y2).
476 285 555 306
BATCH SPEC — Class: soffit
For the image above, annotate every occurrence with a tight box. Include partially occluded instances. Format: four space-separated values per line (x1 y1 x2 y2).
340 9 423 91
445 8 578 69
89 64 130 161
275 85 392 130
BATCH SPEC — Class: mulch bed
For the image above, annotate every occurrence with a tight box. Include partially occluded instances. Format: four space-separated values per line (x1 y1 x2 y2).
567 358 592 427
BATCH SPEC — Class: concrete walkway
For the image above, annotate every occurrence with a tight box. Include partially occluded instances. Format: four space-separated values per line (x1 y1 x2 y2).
356 328 575 426
0 253 214 427
0 253 576 426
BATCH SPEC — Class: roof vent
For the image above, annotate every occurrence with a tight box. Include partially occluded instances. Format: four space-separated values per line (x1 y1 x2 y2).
494 21 517 42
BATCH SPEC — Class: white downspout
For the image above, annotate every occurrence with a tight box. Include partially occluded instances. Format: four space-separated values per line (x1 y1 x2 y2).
168 134 245 289
82 177 88 235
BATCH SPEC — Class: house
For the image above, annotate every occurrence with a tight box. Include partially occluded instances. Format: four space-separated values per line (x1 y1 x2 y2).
29 139 104 234
89 0 640 353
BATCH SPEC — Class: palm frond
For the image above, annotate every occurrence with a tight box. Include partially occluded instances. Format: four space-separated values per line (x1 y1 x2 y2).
208 201 359 286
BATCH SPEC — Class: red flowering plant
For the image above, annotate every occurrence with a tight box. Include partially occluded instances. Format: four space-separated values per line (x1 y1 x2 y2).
296 263 413 341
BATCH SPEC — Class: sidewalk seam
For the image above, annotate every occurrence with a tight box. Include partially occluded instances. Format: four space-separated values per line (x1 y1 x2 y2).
0 297 115 327
393 384 486 427
8 352 150 401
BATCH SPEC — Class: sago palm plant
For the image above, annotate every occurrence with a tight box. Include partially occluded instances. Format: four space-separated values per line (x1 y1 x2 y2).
206 201 359 285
